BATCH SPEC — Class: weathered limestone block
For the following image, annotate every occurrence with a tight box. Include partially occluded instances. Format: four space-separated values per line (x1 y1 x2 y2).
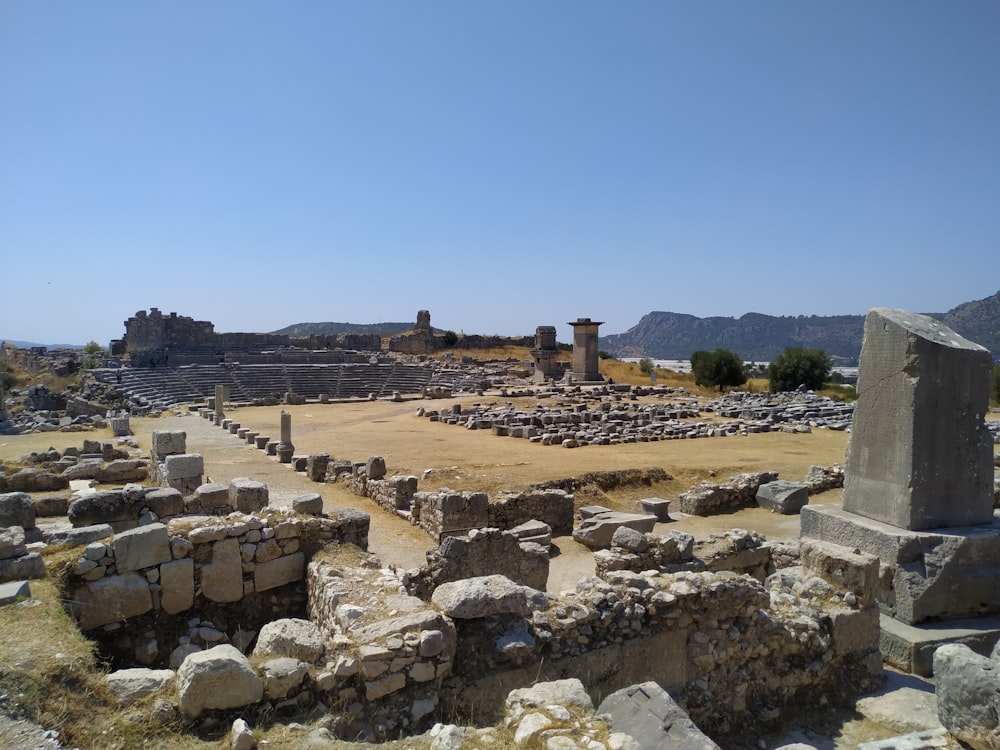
0 552 44 583
844 308 994 530
106 668 175 705
261 657 308 700
799 538 879 605
151 431 186 458
597 681 721 750
201 537 243 602
176 644 263 718
159 558 195 614
253 617 325 663
68 489 140 530
4 468 68 493
291 492 323 515
163 453 203 484
366 455 386 481
144 488 184 518
0 526 26 560
43 523 113 548
934 643 1000 750
72 572 152 630
506 678 594 713
0 492 36 529
306 454 330 482
573 512 657 550
756 480 809 515
34 493 69 517
228 478 268 513
97 459 148 483
255 551 305 593
0 580 31 606
113 523 171 573
431 574 546 619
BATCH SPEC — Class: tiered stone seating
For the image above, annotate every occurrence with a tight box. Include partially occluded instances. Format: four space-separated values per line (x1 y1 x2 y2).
97 361 440 407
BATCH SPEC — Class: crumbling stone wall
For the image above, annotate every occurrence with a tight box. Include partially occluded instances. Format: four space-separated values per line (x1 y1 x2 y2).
677 471 778 515
65 508 368 631
412 489 490 540
487 489 574 535
403 528 549 598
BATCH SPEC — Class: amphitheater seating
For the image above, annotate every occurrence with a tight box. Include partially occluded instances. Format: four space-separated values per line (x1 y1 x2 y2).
96 362 438 408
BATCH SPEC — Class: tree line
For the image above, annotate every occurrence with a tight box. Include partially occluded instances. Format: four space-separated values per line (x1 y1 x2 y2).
687 346 833 393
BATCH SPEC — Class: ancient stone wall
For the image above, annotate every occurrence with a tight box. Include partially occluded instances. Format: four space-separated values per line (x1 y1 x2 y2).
677 471 778 515
487 489 575 535
403 528 549 598
65 508 368 631
411 489 490 540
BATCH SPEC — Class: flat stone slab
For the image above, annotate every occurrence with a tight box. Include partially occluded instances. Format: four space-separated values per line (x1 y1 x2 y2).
858 727 962 750
0 580 30 607
42 523 113 548
572 512 657 550
880 612 1000 677
639 497 671 521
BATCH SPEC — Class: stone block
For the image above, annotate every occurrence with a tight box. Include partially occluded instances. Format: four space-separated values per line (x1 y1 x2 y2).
195 482 230 509
68 489 140 530
844 308 994 530
97 460 148 483
306 454 330 482
201 537 243 603
255 552 304 592
572 512 657 549
431 574 545 619
799 538 879 605
177 644 263 718
144 487 184 518
254 617 325 663
0 492 36 529
755 480 809 515
291 492 323 515
151 431 186 458
228 478 268 513
597 680 720 749
159 558 194 614
0 526 26 560
114 523 171 573
0 552 44 583
164 453 204 480
72 572 152 630
0 580 31 607
365 456 386 481
106 668 174 705
35 493 69 517
43 523 113 548
261 657 308 700
803 505 1000 624
639 497 671 521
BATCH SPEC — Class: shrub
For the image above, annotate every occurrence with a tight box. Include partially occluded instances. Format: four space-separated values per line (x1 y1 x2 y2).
768 347 831 393
442 330 458 346
690 348 747 391
638 357 653 375
83 340 103 355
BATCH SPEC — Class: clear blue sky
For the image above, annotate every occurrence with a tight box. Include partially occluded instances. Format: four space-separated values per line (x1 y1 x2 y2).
2 2 998 347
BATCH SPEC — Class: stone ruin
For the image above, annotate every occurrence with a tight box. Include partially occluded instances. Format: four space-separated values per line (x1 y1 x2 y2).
802 308 999 675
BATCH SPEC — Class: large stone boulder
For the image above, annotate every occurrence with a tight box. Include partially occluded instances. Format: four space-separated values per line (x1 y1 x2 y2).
934 643 1000 750
572 512 657 549
431 575 546 619
756 480 809 515
597 681 721 750
253 617 325 664
4 468 68 493
506 678 594 713
176 644 263 718
0 526 26 560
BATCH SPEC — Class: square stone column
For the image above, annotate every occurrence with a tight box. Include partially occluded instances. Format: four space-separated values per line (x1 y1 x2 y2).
568 318 604 383
842 307 994 530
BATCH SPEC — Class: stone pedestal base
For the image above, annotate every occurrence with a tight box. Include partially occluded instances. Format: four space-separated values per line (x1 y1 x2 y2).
276 445 294 464
879 612 1000 676
802 505 1000 625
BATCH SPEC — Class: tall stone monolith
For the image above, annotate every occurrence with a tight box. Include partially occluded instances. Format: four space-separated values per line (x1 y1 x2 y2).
842 307 994 530
214 385 226 426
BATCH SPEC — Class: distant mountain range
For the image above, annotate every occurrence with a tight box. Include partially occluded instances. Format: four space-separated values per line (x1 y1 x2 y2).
599 289 1000 363
0 340 83 350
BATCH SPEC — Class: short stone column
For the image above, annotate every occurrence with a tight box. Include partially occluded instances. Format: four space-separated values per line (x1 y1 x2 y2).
276 410 294 464
214 385 226 426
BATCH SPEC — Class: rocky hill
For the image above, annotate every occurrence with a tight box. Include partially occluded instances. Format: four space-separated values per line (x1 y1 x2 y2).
600 289 1000 362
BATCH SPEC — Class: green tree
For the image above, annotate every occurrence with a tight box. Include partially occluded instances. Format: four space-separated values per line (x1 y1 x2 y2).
690 349 747 391
83 340 103 354
638 357 654 375
768 347 831 393
992 364 1000 406
441 330 458 346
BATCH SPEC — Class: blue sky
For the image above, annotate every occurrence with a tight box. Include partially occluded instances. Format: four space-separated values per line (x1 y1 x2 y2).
2 2 998 347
